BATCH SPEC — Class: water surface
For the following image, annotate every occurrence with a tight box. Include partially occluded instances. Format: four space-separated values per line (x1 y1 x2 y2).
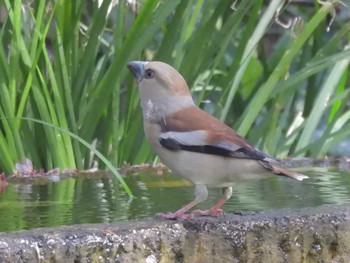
0 164 350 232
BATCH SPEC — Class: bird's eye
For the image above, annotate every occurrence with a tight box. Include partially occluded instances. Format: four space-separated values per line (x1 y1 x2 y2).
145 69 155 79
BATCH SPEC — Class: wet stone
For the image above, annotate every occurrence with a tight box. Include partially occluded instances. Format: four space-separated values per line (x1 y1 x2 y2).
0 205 350 262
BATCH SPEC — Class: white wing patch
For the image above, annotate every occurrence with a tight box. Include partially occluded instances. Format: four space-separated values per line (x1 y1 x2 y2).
160 130 207 146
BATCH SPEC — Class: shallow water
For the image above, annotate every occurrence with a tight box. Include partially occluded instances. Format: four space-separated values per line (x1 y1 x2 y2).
0 164 350 232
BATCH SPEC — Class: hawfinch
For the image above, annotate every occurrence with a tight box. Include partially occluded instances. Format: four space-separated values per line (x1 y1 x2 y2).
127 61 308 219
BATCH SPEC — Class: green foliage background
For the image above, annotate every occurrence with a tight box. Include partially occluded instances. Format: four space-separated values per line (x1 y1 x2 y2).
1 0 350 174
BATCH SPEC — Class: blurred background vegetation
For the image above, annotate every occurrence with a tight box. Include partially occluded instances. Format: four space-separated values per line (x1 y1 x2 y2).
0 0 350 174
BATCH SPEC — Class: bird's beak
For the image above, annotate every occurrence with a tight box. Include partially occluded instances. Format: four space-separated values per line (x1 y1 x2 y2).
127 61 147 82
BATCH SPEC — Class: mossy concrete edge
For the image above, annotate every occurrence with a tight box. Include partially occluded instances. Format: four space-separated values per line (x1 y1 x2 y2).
1 204 350 262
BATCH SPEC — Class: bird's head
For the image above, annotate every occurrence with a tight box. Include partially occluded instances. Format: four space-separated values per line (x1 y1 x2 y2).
127 61 194 120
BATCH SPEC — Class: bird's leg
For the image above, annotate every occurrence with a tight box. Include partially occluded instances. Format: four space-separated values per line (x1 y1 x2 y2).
192 187 233 216
156 184 208 219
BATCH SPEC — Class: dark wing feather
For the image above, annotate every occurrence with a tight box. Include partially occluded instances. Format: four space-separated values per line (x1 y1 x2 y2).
159 137 274 161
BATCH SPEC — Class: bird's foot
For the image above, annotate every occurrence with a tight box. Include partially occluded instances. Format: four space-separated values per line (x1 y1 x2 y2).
192 208 225 216
155 212 194 220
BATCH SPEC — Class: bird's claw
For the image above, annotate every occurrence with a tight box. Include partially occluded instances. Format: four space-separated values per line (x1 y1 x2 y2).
155 212 194 220
191 208 225 216
155 208 225 219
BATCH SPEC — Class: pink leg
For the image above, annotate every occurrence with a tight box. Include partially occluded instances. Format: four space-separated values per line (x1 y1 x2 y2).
192 187 233 216
156 184 208 219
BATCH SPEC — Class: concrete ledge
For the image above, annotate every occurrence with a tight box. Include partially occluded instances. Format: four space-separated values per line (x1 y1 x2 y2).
1 205 350 262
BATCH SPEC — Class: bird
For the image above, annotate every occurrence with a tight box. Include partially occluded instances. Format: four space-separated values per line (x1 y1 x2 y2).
127 61 308 219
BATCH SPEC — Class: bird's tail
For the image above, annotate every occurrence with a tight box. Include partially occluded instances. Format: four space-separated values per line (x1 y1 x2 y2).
270 164 309 181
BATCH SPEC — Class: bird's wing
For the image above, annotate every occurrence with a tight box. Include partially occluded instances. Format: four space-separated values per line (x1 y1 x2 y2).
159 130 270 160
158 106 273 161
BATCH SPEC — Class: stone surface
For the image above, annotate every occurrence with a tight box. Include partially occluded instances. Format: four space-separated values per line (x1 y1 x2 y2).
1 205 350 262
